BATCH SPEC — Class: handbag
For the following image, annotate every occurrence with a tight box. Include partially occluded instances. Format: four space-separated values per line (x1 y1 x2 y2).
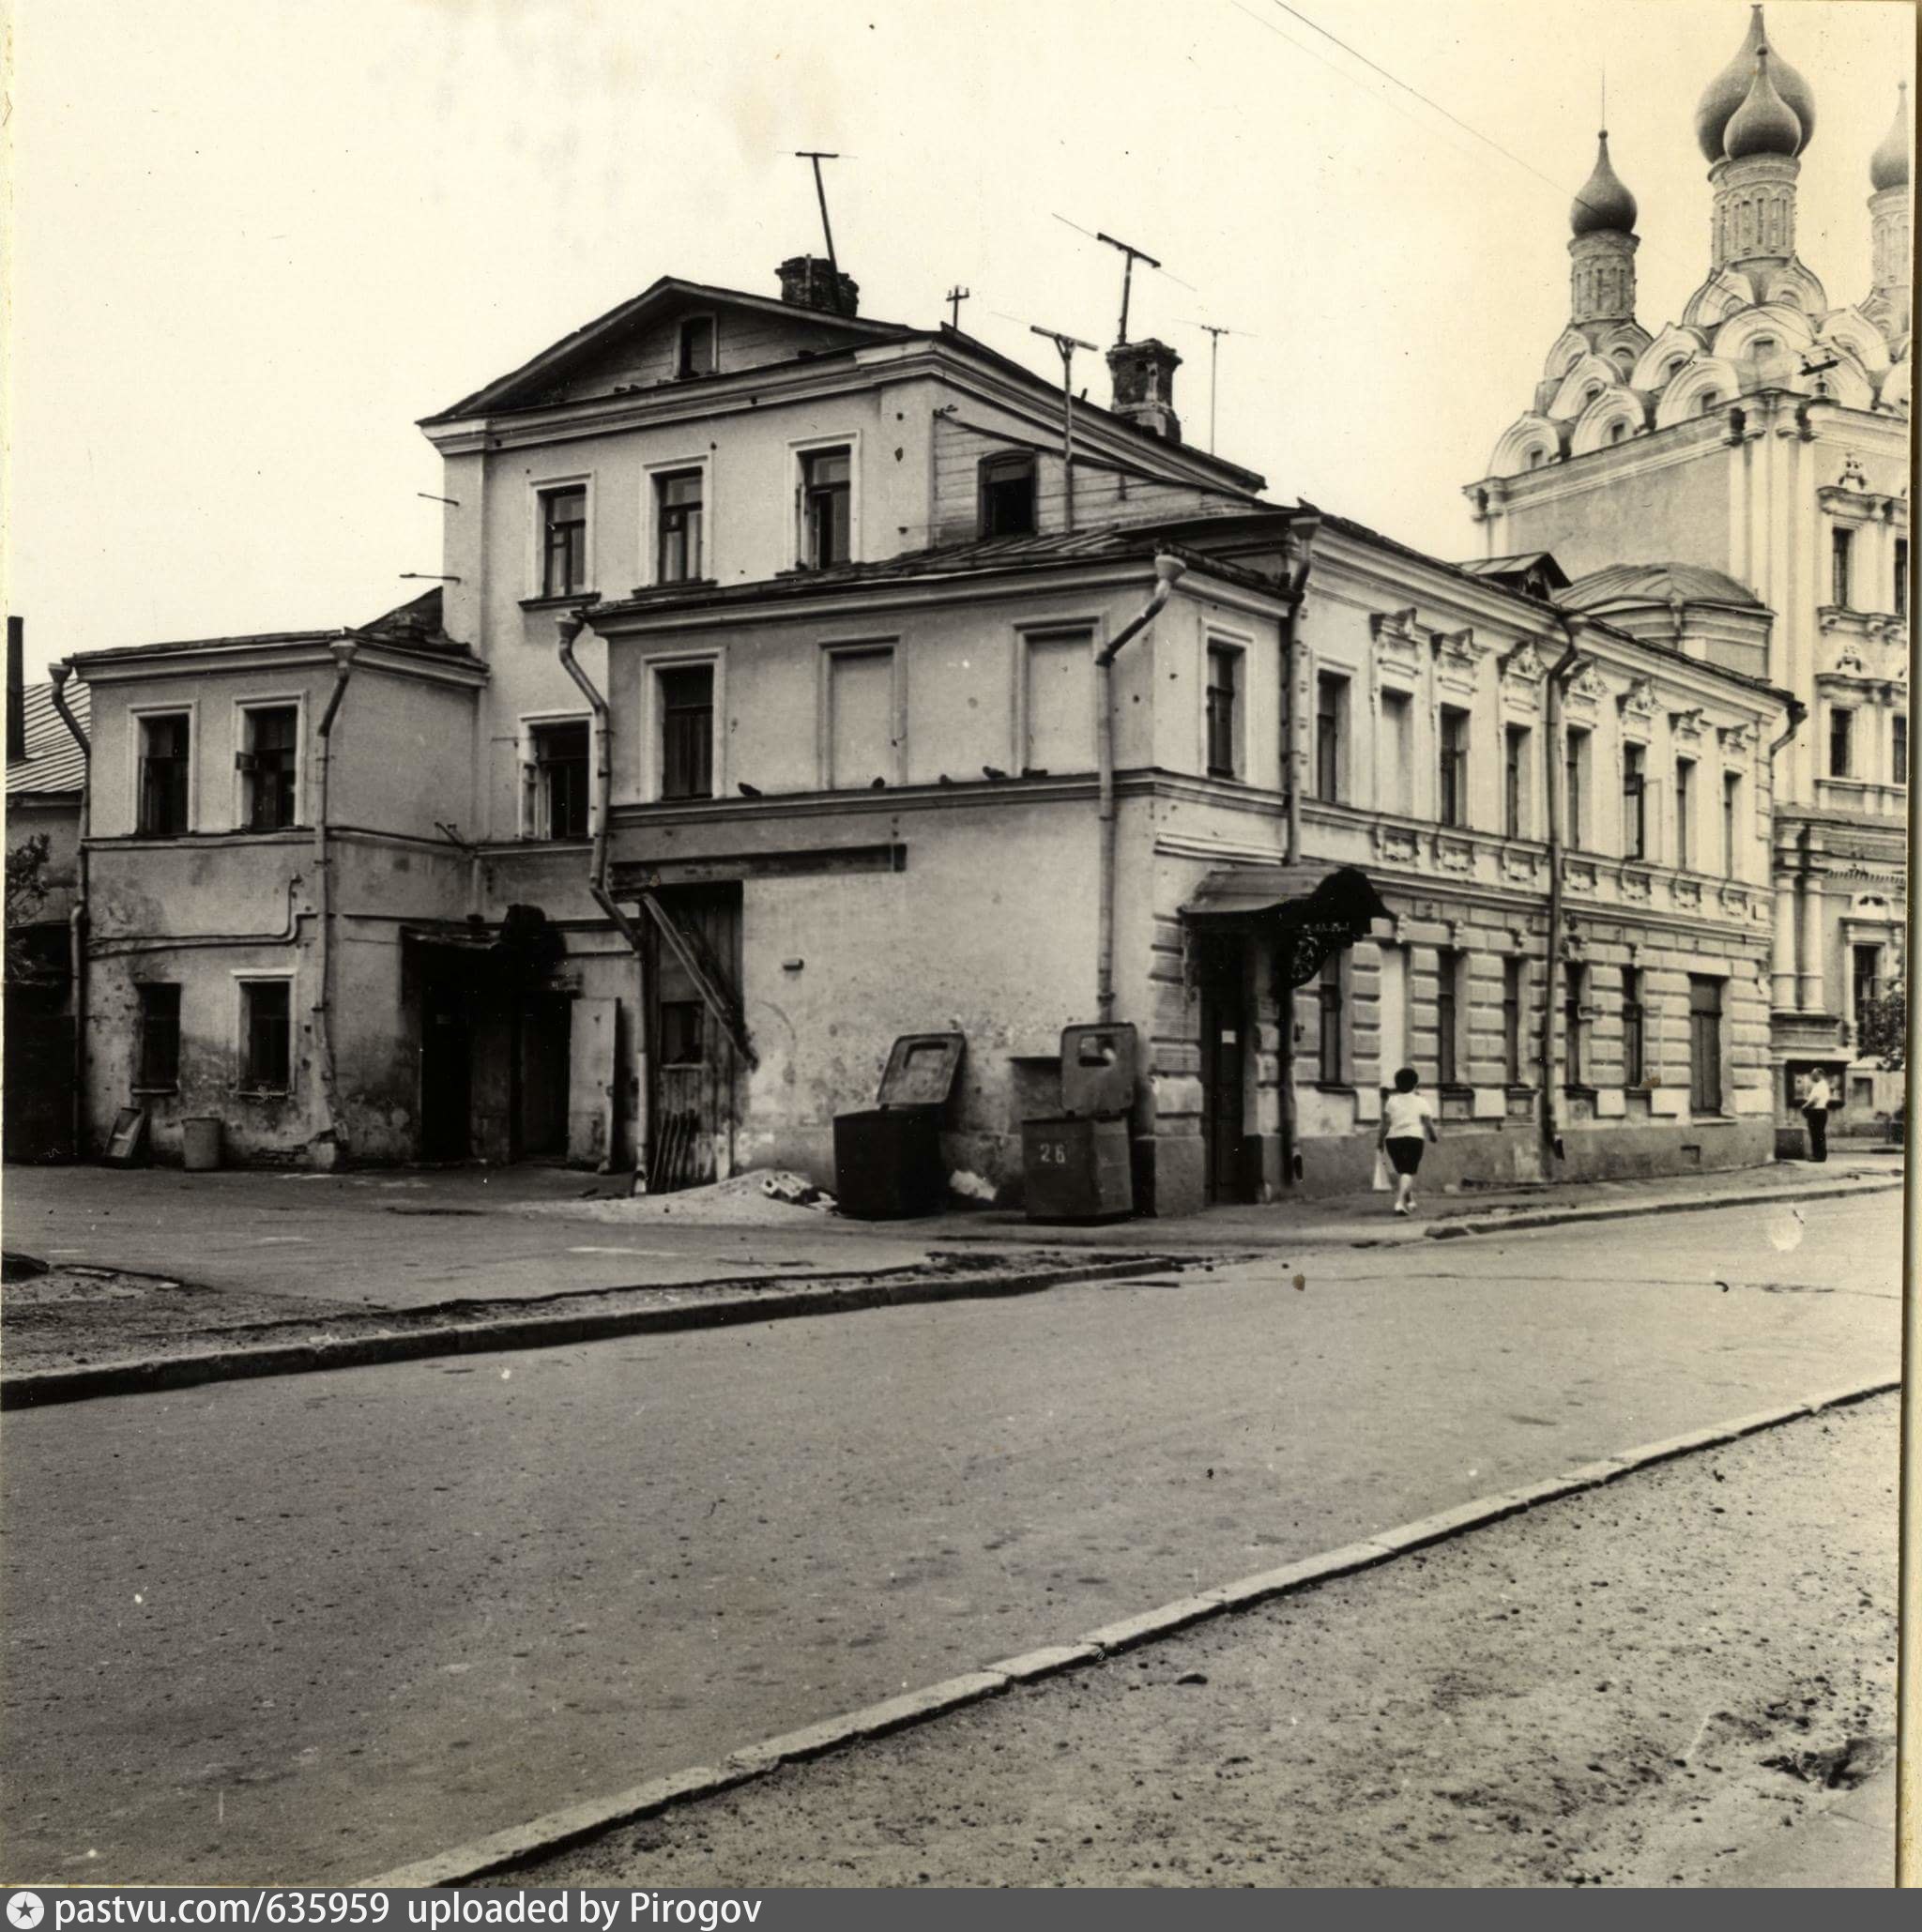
1371 1147 1394 1192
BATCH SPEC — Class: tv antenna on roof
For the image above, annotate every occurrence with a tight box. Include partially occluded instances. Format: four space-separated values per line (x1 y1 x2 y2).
794 151 845 286
1029 322 1099 533
1052 215 1194 342
1179 320 1261 454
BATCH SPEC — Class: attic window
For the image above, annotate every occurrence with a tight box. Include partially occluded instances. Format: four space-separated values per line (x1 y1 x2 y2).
978 450 1037 538
1697 391 1720 416
1608 420 1628 445
1527 448 1547 470
677 316 716 379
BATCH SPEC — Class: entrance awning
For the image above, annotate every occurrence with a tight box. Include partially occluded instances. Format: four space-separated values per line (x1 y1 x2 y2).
1181 863 1391 989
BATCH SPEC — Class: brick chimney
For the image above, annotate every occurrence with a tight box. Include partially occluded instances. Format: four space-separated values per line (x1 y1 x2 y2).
776 255 861 317
1106 339 1182 443
7 616 25 765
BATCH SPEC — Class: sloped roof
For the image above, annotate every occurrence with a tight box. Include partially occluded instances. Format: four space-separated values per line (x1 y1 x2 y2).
1456 551 1572 591
69 586 479 674
1558 562 1767 612
422 276 913 424
592 521 1292 620
8 681 91 798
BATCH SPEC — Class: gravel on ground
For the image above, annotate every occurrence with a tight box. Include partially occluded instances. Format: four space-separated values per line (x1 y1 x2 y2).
501 1394 1898 1890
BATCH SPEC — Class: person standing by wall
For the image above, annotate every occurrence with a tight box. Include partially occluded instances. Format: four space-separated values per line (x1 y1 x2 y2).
1379 1066 1441 1216
1801 1069 1833 1164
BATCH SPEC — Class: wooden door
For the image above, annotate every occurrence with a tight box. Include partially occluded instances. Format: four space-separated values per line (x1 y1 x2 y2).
647 886 743 1193
513 993 572 1160
1198 939 1250 1205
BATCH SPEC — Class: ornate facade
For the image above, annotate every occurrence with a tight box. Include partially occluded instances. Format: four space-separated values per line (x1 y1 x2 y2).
1467 4 1910 1139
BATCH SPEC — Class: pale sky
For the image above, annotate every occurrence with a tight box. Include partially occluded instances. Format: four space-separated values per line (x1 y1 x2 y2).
3 0 1912 677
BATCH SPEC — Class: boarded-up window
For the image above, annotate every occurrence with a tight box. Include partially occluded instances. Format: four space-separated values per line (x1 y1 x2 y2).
827 648 894 788
1023 630 1094 774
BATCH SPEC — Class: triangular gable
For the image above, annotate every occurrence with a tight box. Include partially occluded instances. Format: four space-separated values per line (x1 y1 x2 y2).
422 278 911 423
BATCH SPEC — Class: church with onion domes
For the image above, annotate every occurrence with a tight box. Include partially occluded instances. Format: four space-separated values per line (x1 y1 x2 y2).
1467 4 1910 1145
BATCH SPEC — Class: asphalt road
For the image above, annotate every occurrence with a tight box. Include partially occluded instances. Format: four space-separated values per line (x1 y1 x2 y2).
512 1393 1899 1889
1 1194 1899 1885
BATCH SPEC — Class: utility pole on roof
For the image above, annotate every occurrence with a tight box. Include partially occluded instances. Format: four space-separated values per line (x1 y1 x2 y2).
1030 324 1098 534
946 285 970 329
1095 230 1162 344
794 151 843 293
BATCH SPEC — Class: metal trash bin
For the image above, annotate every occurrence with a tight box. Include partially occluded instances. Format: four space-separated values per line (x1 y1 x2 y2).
833 1032 965 1219
181 1117 223 1171
1022 1023 1137 1224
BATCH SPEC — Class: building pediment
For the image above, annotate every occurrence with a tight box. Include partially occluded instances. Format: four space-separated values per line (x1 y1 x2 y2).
421 277 909 424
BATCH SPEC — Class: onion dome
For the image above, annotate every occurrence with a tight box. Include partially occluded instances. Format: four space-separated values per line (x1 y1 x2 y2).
1696 6 1815 160
1724 47 1803 161
1571 130 1638 236
1870 81 1909 191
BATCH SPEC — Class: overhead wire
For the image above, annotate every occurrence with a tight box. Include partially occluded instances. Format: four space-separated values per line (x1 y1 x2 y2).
1239 0 1702 282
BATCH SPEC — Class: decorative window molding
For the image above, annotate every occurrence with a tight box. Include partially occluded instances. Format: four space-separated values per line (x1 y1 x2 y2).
1563 657 1608 719
1369 608 1424 692
1716 722 1758 759
1617 676 1659 737
1431 626 1489 697
1669 706 1708 750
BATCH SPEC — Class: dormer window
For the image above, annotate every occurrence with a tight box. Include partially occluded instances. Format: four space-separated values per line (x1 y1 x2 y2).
978 450 1037 538
1608 420 1628 445
1696 391 1720 416
1527 447 1546 470
677 316 716 378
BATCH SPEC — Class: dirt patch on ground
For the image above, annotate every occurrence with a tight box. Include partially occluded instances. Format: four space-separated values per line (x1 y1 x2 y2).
500 1395 1897 1889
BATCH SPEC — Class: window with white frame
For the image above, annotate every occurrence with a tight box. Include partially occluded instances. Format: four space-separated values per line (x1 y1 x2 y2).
537 483 589 600
526 720 590 840
238 704 299 831
138 712 192 836
237 977 293 1094
654 468 706 584
798 446 853 569
1022 628 1095 774
824 647 896 789
655 662 716 801
1205 642 1243 780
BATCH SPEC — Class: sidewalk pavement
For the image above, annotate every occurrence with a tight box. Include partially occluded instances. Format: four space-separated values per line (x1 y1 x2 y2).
4 1146 1901 1294
1 1151 1902 1401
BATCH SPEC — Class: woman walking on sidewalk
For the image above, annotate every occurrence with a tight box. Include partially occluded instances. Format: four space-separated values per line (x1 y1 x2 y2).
1380 1066 1440 1216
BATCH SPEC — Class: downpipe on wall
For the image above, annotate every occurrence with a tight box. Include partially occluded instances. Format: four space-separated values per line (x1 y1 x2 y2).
1539 620 1586 1171
1094 554 1187 1021
557 614 648 1178
46 662 90 1156
1277 510 1320 1188
311 634 360 1167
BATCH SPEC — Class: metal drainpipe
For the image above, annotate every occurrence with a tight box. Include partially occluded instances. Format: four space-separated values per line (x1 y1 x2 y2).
1094 555 1187 1019
557 614 648 1178
1277 512 1319 1190
312 635 359 1165
46 662 90 1156
1539 620 1585 1171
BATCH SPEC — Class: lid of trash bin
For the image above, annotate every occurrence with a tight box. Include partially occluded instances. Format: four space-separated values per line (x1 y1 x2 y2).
1060 1022 1137 1118
876 1032 966 1109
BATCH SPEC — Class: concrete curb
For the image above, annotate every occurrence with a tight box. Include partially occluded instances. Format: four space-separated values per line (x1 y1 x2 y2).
359 1374 1899 1890
0 1255 1204 1410
1422 1176 1898 1240
11 1175 1896 1409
